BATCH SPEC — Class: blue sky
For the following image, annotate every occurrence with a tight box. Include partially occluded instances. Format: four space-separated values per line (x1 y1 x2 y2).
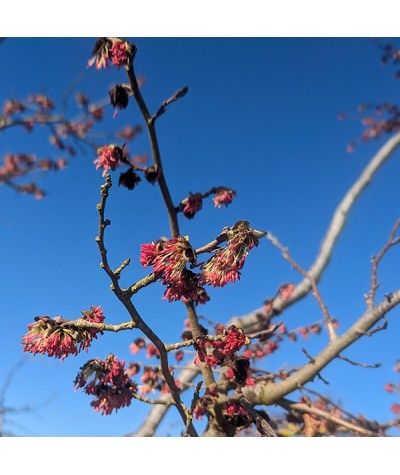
1 37 400 437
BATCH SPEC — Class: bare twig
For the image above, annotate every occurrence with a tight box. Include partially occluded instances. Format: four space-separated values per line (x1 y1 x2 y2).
337 354 381 369
151 87 188 122
366 218 400 309
267 233 337 341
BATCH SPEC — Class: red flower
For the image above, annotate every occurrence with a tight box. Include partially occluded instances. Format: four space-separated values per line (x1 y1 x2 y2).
74 354 137 415
110 41 130 68
181 193 203 219
22 306 105 360
140 236 207 303
390 403 400 415
200 221 266 287
94 145 124 176
129 337 146 354
213 187 236 208
384 383 396 393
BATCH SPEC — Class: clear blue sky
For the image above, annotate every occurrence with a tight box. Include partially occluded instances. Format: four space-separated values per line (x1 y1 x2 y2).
1 37 400 437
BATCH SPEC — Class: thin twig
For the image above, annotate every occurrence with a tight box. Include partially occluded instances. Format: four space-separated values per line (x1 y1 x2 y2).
279 398 379 437
337 354 381 369
267 233 337 341
151 87 188 122
366 218 400 309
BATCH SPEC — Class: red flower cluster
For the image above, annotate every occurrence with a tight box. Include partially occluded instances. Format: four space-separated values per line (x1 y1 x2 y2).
213 187 236 208
140 236 209 303
74 354 137 415
200 221 266 287
88 38 136 70
194 325 249 368
22 306 105 360
94 144 124 176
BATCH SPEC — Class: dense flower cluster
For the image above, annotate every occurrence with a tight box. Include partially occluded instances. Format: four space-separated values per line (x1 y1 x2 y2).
200 221 266 287
74 354 137 415
22 305 105 360
213 187 236 208
94 144 125 176
140 236 209 303
88 37 136 70
194 325 249 368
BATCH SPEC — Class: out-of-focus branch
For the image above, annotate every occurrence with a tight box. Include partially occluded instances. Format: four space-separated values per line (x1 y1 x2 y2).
278 398 379 436
243 289 400 406
267 232 337 341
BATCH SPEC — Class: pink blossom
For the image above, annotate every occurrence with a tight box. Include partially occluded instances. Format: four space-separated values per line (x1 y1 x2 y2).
384 383 396 393
390 403 400 415
74 354 137 415
146 344 160 359
110 41 130 67
140 236 207 303
213 187 236 208
94 145 124 176
22 306 105 360
200 221 266 287
129 337 146 354
181 193 203 219
280 283 295 301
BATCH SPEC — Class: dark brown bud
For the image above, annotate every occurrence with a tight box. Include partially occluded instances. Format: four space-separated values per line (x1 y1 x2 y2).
109 85 130 110
118 169 141 190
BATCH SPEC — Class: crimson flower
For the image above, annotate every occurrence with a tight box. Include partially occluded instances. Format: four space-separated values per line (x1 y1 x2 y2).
194 325 249 368
140 236 207 303
213 187 236 208
180 193 203 219
74 354 137 415
110 40 131 68
200 221 266 287
22 305 105 360
88 38 136 70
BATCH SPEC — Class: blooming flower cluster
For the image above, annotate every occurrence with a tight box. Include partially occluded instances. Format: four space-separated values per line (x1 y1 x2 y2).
22 305 105 360
140 236 209 303
194 325 249 368
94 144 125 176
212 187 236 208
88 37 136 70
200 221 266 287
74 354 137 415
